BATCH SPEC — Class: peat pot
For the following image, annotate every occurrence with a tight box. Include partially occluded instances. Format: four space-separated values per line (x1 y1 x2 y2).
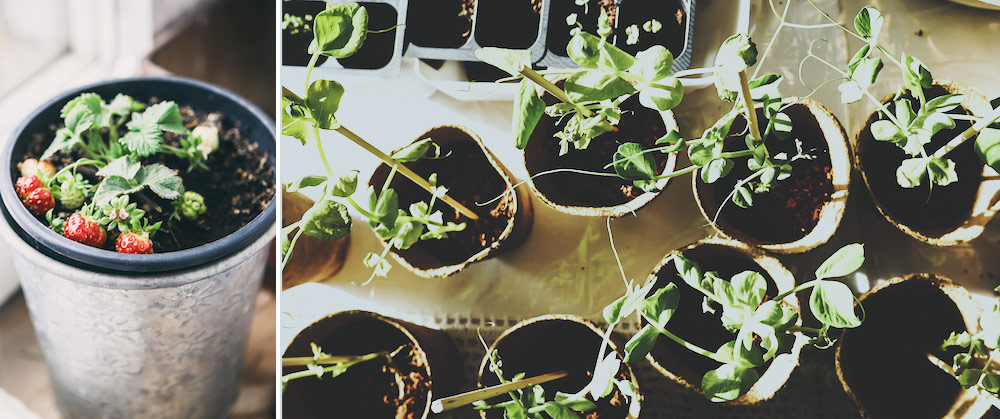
368 124 533 277
693 97 851 254
836 273 991 419
640 238 806 404
855 81 999 246
282 310 462 419
0 77 276 418
477 314 642 419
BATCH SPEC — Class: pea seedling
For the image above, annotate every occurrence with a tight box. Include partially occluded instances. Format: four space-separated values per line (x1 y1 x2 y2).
281 342 407 391
281 2 475 283
792 3 1000 194
937 288 1000 406
588 219 865 402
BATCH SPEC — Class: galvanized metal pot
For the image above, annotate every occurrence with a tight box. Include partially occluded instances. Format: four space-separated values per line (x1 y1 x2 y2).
0 77 276 419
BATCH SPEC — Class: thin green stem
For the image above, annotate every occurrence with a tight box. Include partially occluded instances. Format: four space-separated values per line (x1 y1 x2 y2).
476 168 620 207
651 164 698 180
753 0 791 80
281 227 306 271
656 323 723 362
304 50 320 93
314 126 335 178
803 0 868 43
346 196 377 220
774 278 822 302
720 150 754 159
51 158 104 180
789 325 823 335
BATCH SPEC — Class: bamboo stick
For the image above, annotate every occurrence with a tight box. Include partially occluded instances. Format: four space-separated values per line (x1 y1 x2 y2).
430 370 569 413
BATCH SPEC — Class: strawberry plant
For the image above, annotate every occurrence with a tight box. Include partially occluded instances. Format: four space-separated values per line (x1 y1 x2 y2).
13 92 217 254
587 231 866 402
794 3 1000 192
281 2 476 284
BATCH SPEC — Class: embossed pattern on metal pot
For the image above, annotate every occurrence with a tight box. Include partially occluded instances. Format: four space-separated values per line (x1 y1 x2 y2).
0 217 273 419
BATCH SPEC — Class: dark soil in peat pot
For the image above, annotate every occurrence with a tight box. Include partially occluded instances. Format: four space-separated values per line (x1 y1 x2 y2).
406 0 475 48
614 0 686 57
645 244 778 386
858 85 982 236
474 0 541 48
698 103 833 244
546 0 617 57
525 94 668 208
337 2 397 70
24 101 275 253
369 139 514 268
480 319 631 419
281 1 330 67
838 277 966 419
283 317 431 419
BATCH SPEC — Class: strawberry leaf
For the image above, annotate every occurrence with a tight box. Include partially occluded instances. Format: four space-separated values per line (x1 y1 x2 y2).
121 101 185 157
96 156 141 179
135 164 183 200
93 176 143 205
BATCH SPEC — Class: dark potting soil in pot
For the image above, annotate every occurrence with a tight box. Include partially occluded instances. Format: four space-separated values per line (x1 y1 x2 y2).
838 277 966 419
858 85 981 236
369 140 514 268
613 0 686 57
525 93 669 208
645 244 778 387
480 319 631 419
281 1 330 67
699 103 833 244
337 2 397 70
283 317 431 419
474 0 542 48
406 0 476 48
23 101 275 253
546 0 617 57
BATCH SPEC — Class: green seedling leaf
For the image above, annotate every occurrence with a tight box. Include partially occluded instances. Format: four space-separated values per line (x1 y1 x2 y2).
980 303 1000 349
612 142 658 183
810 280 862 329
285 176 327 193
701 158 733 184
943 331 973 349
927 157 958 187
688 141 721 167
641 283 680 329
587 353 621 399
975 127 1000 173
674 253 704 292
983 374 1000 393
624 324 659 362
902 54 933 97
853 6 883 41
733 185 753 208
838 81 863 104
392 138 437 163
603 280 657 324
715 341 736 363
748 74 782 102
638 76 683 112
513 79 546 149
105 94 143 117
701 363 759 402
565 70 635 103
312 3 368 58
282 96 315 145
120 101 184 157
771 112 793 140
374 188 399 227
475 47 532 76
871 120 904 143
815 243 865 280
896 157 927 188
391 220 423 250
655 130 685 152
643 19 662 33
567 32 601 68
714 34 757 101
93 176 141 205
625 24 639 45
363 252 392 277
731 271 767 307
958 368 983 389
630 45 675 81
847 44 872 76
301 199 352 241
329 171 359 197
306 79 345 130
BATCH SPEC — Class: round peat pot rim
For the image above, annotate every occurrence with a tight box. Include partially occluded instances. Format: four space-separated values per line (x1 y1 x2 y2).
371 124 531 278
833 273 990 419
640 237 806 405
476 314 642 419
0 76 276 277
692 97 851 254
854 80 998 246
282 310 435 419
521 76 680 218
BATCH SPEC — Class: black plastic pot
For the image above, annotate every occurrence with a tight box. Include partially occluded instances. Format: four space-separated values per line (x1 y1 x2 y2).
1 76 276 274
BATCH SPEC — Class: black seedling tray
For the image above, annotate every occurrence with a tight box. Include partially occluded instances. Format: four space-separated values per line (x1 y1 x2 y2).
535 0 695 72
281 0 408 78
403 0 548 66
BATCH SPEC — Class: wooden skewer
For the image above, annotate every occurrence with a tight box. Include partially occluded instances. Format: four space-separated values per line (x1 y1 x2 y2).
281 355 359 367
431 370 568 413
927 353 1000 410
516 63 594 118
737 69 768 158
281 87 479 221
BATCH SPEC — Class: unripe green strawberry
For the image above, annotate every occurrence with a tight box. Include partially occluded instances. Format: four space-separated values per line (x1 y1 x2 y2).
173 191 206 220
59 181 86 209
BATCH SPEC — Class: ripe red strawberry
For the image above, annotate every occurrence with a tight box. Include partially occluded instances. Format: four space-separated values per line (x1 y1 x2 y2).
15 176 41 199
22 187 54 215
116 232 153 254
63 213 107 248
